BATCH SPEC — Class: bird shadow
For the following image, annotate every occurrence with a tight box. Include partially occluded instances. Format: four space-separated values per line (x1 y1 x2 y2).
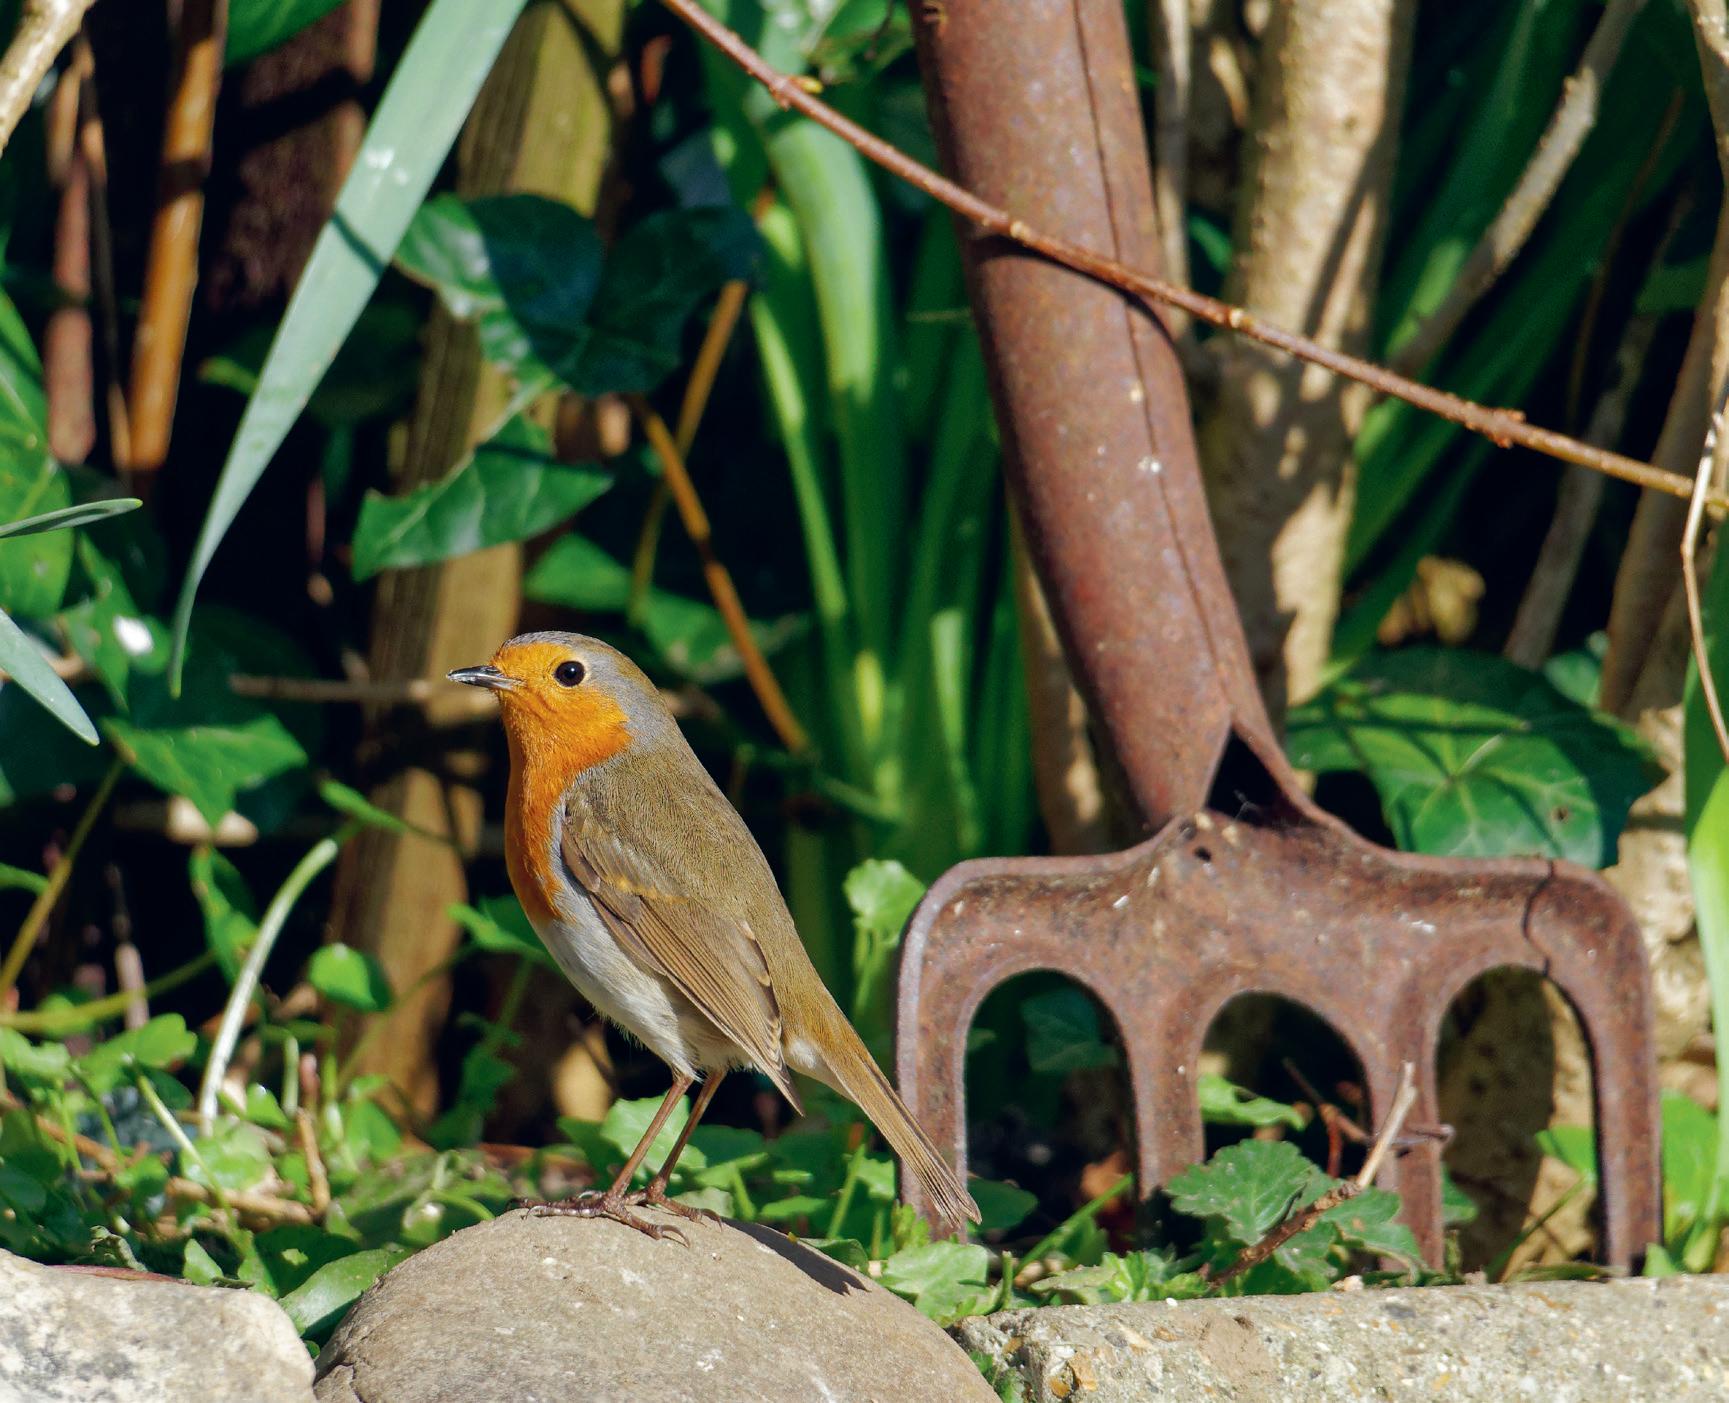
724 1220 867 1298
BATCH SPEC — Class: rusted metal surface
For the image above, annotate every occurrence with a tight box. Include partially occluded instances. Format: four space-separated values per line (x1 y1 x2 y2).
897 0 1660 1265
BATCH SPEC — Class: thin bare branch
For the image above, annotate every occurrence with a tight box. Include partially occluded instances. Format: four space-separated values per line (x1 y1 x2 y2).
629 395 810 755
658 0 1726 518
1392 0 1649 376
0 0 97 159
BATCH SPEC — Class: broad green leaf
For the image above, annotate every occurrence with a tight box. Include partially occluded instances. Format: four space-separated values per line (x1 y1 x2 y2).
878 1241 991 1321
1021 986 1118 1074
189 846 258 980
563 206 760 393
226 0 347 65
1286 648 1657 866
844 857 924 1034
308 943 394 1013
969 1178 1037 1234
596 1094 698 1178
59 534 167 710
0 461 71 618
448 896 553 967
350 415 610 580
396 197 758 391
0 1027 71 1084
104 616 309 825
0 607 97 743
279 1245 410 1338
1196 1074 1304 1130
1319 1185 1422 1266
171 0 532 688
0 497 139 541
73 1014 197 1093
239 1225 366 1298
184 1121 273 1193
395 193 604 379
243 1083 292 1130
1166 1139 1329 1247
1441 1166 1479 1227
181 1239 224 1285
0 674 108 800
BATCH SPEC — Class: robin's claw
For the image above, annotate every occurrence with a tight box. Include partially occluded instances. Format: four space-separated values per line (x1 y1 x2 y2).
521 1190 692 1244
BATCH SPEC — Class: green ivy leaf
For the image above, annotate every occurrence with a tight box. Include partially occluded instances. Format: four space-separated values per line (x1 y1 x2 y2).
102 616 309 825
351 415 610 580
1286 647 1658 866
1196 1074 1304 1130
308 943 394 1013
58 534 168 711
0 1027 71 1085
73 1015 197 1094
182 1238 224 1285
319 778 450 844
1166 1139 1329 1247
1320 1185 1423 1266
448 895 553 967
597 1094 698 1178
878 1241 992 1321
969 1178 1037 1234
397 194 605 379
1021 986 1118 1074
279 1245 410 1338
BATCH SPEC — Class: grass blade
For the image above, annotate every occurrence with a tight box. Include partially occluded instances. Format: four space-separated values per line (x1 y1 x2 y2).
167 0 530 689
0 608 96 743
0 498 140 541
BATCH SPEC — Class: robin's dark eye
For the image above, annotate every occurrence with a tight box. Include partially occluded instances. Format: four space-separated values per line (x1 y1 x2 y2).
553 660 586 688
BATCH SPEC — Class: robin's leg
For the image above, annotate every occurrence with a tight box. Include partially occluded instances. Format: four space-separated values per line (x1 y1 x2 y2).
526 1075 695 1244
629 1072 726 1223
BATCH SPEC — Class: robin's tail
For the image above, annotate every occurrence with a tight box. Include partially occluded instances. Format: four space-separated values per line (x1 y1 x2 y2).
792 1004 980 1228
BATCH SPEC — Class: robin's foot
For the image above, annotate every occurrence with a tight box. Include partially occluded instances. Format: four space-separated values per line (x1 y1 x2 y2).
624 1183 724 1225
523 1191 690 1245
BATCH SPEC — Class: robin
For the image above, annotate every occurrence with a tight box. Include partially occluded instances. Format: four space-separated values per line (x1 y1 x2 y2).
450 631 979 1240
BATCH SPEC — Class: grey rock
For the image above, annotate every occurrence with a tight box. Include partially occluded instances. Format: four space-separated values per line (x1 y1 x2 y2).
313 1209 997 1403
956 1276 1729 1402
0 1249 314 1403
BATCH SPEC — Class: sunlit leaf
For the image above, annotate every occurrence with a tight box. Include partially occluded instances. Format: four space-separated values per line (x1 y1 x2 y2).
308 943 394 1013
351 415 610 580
1287 648 1658 866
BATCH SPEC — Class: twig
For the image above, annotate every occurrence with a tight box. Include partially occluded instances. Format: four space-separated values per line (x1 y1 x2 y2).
43 33 93 464
296 1108 330 1215
1391 0 1649 376
658 0 1726 518
0 759 122 1004
628 395 811 754
228 675 446 704
73 33 129 470
0 1087 315 1226
628 279 751 624
1684 408 1729 767
0 948 218 1032
0 0 98 159
1207 1062 1418 1285
197 828 351 1131
124 0 225 487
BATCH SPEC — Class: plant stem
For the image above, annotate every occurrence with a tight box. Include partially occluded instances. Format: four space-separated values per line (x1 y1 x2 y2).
0 758 123 1003
0 948 220 1033
629 394 810 754
0 0 99 160
196 825 353 1131
657 0 1728 519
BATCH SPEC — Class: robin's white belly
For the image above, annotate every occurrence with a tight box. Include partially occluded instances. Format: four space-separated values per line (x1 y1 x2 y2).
534 877 737 1079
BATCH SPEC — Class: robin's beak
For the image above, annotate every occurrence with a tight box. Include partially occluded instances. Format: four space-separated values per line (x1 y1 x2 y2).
447 664 517 692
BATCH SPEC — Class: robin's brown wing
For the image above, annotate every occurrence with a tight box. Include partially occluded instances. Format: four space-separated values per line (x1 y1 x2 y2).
558 777 800 1109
